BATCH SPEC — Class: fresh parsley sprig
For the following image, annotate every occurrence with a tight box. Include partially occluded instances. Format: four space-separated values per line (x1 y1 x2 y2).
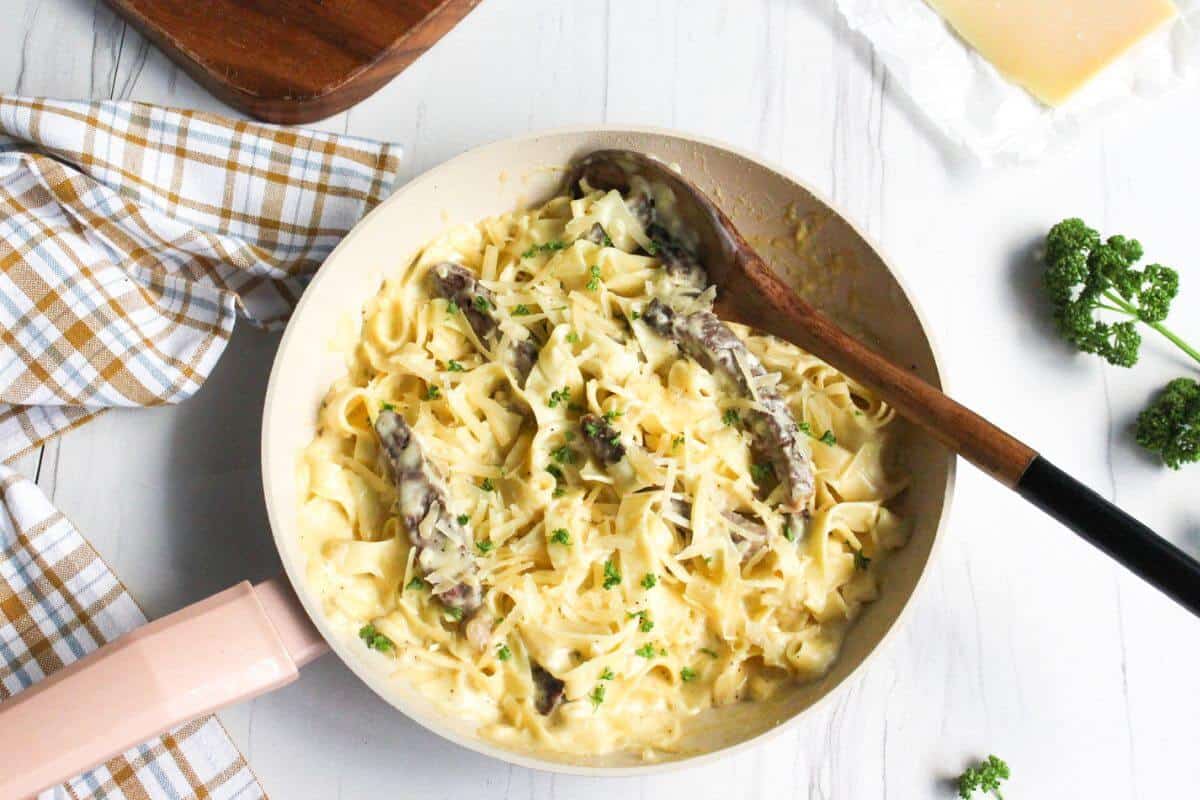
1044 218 1198 367
957 755 1010 799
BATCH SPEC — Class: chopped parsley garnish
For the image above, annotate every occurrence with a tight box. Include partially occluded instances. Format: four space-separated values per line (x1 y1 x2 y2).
750 462 774 483
602 558 621 589
480 478 496 492
446 300 459 315
635 643 660 659
601 232 614 248
406 576 426 591
551 445 578 465
425 385 440 400
496 644 512 661
566 331 580 344
476 540 495 555
795 420 836 446
672 434 685 448
640 573 657 590
456 514 470 526
854 550 871 571
603 409 623 421
586 265 602 291
358 623 394 654
546 464 564 480
680 667 697 682
547 387 571 408
645 240 660 256
588 684 606 710
380 401 396 412
627 609 653 631
722 408 740 427
550 528 572 545
700 647 719 658
512 304 531 316
600 667 614 680
552 485 566 498
447 360 465 372
444 606 464 621
521 240 568 259
608 435 621 447
583 420 601 438
630 310 641 320
473 295 492 312
783 523 796 542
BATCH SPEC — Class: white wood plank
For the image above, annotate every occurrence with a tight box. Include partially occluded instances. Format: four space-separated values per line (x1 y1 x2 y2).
3 0 1198 797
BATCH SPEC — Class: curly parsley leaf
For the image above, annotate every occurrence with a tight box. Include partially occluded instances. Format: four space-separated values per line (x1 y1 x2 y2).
1136 377 1200 470
957 755 1010 799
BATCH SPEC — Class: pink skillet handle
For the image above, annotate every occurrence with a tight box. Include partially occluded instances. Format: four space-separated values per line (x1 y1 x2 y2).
0 575 328 800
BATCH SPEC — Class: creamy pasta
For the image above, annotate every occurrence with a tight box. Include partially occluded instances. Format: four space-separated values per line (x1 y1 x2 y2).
297 184 909 759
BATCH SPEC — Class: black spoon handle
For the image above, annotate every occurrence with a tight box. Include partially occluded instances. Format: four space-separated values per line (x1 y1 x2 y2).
1016 456 1200 617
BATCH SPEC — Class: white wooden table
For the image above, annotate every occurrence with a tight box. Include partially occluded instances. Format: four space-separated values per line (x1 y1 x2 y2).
7 1 1200 797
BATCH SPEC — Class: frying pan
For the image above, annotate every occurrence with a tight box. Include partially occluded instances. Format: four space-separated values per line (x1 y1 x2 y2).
0 129 954 797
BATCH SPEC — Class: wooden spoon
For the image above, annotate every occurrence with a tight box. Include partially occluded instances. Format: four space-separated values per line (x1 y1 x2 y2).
566 149 1200 618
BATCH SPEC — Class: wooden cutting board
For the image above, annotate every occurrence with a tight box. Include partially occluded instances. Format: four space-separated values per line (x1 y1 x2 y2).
104 0 482 124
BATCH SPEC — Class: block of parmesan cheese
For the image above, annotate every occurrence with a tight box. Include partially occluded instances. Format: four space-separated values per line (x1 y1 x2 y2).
926 0 1178 106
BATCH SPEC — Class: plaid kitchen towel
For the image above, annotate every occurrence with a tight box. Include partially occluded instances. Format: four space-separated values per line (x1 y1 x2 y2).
0 464 266 799
0 96 402 463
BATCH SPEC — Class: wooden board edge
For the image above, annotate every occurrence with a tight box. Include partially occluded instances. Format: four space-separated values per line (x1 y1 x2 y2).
103 0 483 124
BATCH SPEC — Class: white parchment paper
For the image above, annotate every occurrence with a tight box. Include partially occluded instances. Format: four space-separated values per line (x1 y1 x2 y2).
835 0 1200 164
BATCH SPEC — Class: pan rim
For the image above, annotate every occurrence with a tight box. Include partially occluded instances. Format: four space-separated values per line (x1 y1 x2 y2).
260 124 958 777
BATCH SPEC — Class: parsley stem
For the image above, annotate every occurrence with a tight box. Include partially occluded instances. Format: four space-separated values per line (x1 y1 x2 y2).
1104 291 1200 366
1149 321 1200 365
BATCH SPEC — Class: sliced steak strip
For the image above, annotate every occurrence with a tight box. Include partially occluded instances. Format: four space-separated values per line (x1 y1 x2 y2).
583 222 611 246
375 409 484 619
430 262 538 385
642 299 814 514
531 663 566 715
645 221 707 291
579 413 626 464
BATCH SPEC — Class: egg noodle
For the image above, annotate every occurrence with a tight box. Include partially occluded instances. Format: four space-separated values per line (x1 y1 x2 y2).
297 186 909 759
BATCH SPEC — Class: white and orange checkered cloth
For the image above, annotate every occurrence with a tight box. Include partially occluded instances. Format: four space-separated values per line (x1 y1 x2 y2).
0 96 402 797
0 96 402 463
1 464 265 799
